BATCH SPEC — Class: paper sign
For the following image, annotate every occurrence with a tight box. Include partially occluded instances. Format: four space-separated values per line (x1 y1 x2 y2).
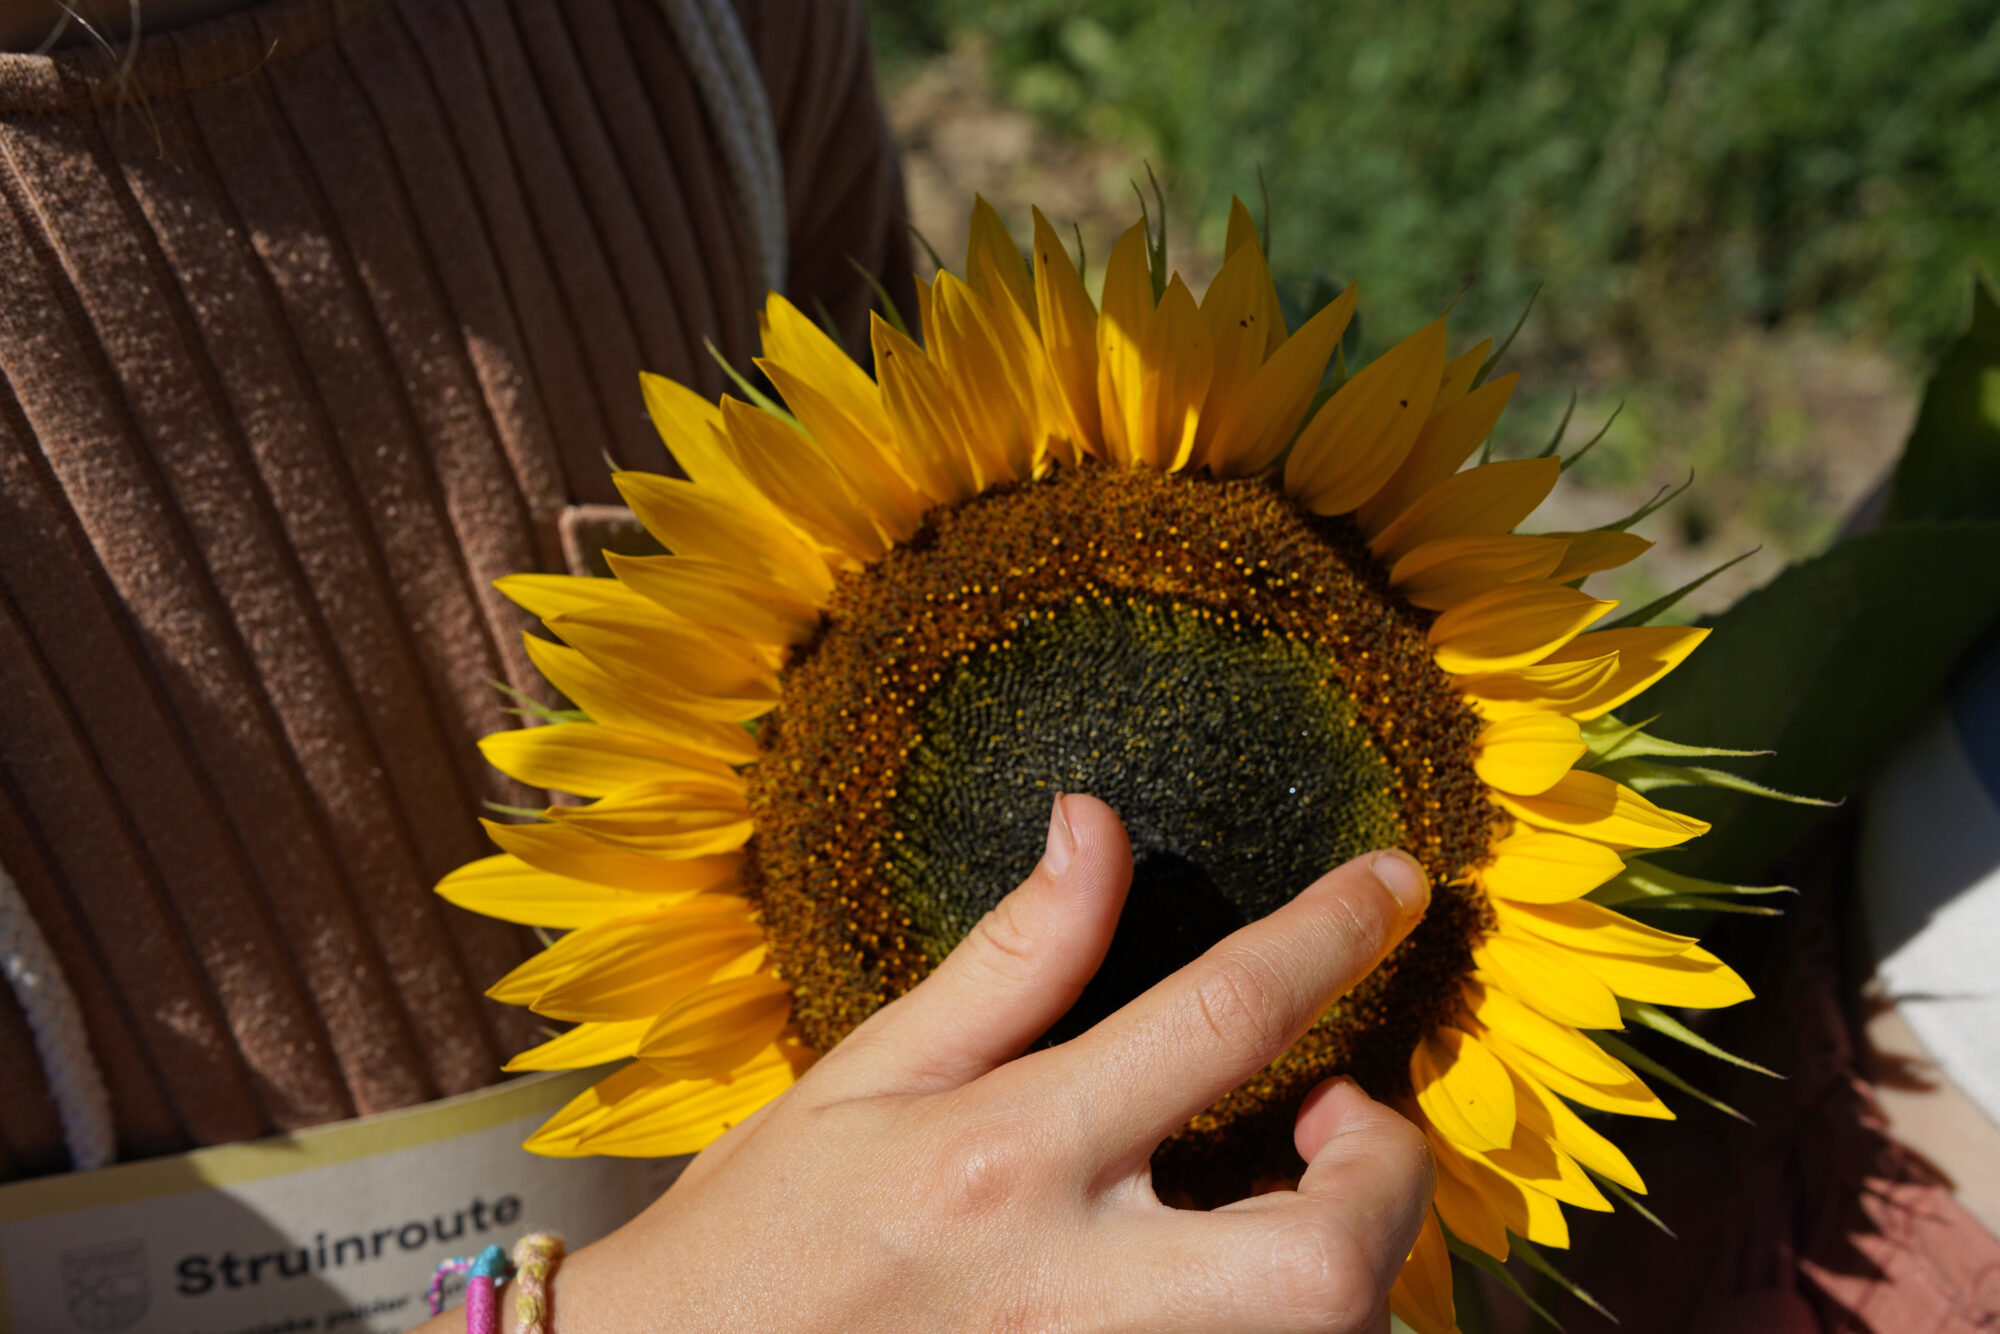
0 1072 681 1334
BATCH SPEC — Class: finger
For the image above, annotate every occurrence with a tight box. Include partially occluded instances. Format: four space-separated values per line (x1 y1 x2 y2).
1048 848 1429 1172
1133 1085 1429 1333
813 794 1133 1097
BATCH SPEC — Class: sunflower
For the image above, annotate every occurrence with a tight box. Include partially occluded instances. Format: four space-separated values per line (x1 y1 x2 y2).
441 197 1767 1333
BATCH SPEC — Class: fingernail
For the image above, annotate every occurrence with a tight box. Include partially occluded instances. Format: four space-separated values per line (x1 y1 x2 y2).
1370 849 1430 918
1043 792 1075 877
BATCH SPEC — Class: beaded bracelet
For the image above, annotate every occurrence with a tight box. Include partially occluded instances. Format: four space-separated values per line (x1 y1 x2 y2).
428 1233 565 1334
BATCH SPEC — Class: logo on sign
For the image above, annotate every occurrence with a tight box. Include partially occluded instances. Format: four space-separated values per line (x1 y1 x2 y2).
62 1239 149 1331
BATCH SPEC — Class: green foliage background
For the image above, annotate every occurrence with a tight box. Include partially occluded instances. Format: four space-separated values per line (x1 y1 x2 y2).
871 0 2000 361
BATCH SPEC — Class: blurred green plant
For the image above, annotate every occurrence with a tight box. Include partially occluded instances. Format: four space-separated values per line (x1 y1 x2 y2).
870 0 2000 362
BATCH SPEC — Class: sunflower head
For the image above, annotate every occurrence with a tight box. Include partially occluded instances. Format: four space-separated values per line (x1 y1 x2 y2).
443 195 1767 1334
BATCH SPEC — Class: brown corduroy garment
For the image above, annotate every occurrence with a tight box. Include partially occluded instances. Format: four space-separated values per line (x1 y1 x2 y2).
0 0 915 1180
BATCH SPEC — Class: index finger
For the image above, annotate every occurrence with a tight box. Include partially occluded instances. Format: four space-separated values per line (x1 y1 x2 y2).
1045 848 1429 1176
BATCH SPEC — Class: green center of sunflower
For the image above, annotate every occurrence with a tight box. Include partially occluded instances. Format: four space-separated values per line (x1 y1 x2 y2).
746 465 1499 1199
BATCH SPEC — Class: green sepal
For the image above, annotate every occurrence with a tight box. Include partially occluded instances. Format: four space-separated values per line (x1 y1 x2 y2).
482 801 548 820
848 256 912 339
490 679 588 725
1593 1172 1676 1238
1582 715 1768 764
1591 756 1832 807
1625 519 2000 878
908 220 946 274
1471 282 1540 390
1509 1238 1617 1326
1618 998 1781 1078
1443 1233 1564 1333
706 339 800 426
1560 401 1622 474
1534 389 1579 460
1606 892 1785 917
1134 165 1169 302
1595 469 1693 533
1597 546 1757 631
1590 860 1794 917
1884 270 2000 524
1594 1032 1752 1123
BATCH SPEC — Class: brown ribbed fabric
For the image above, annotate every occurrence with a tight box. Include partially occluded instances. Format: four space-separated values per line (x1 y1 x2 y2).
0 0 914 1178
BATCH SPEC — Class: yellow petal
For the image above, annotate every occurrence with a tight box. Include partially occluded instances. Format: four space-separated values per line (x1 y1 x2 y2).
1359 371 1519 536
545 604 780 721
1284 318 1448 514
759 359 931 541
1458 652 1623 721
1492 896 1699 958
1570 944 1754 1009
1430 1138 1509 1260
1478 827 1626 903
613 470 833 606
1542 529 1654 581
1493 770 1710 850
1222 195 1287 357
508 897 766 1021
1472 933 1623 1029
1369 456 1561 565
1474 713 1587 795
872 315 984 505
436 854 655 930
605 551 820 658
479 720 735 797
1540 626 1711 720
927 271 1045 485
1390 534 1570 610
715 398 889 564
638 974 794 1081
1094 221 1155 466
1431 338 1493 415
1509 1060 1645 1193
522 635 763 756
1134 275 1215 471
544 776 753 858
637 372 775 521
504 1018 650 1072
1462 980 1632 1085
495 572 657 623
1031 207 1102 457
1388 1210 1457 1334
1479 1028 1672 1120
1412 1025 1517 1152
1189 238 1281 468
1430 583 1616 675
482 819 743 896
1427 1126 1570 1248
759 294 891 444
575 1039 814 1155
964 195 1033 317
1202 286 1356 478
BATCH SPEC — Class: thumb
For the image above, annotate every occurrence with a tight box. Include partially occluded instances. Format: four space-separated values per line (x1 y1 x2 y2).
822 794 1133 1096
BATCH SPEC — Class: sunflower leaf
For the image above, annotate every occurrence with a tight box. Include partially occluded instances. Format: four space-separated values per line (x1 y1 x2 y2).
1444 1233 1566 1332
1595 470 1693 533
1509 1238 1619 1326
1618 999 1782 1077
1561 400 1622 474
1472 282 1540 390
1592 1173 1676 1239
1625 519 2000 878
1594 1033 1752 1123
847 256 911 339
1883 270 2000 524
1534 389 1579 459
1591 757 1834 807
705 339 800 425
1597 547 1757 631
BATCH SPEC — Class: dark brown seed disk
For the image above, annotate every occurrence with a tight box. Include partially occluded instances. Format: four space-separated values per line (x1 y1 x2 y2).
744 464 1500 1201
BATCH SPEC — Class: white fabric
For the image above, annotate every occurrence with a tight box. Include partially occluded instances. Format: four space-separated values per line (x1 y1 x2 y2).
0 861 114 1171
653 0 789 303
1861 706 2000 1130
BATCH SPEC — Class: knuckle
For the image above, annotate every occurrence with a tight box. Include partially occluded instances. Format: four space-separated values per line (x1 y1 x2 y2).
1260 1219 1371 1328
1189 945 1297 1059
917 1113 1042 1226
967 894 1044 976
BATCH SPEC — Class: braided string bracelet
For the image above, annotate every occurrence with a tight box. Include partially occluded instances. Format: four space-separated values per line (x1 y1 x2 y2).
427 1235 564 1334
